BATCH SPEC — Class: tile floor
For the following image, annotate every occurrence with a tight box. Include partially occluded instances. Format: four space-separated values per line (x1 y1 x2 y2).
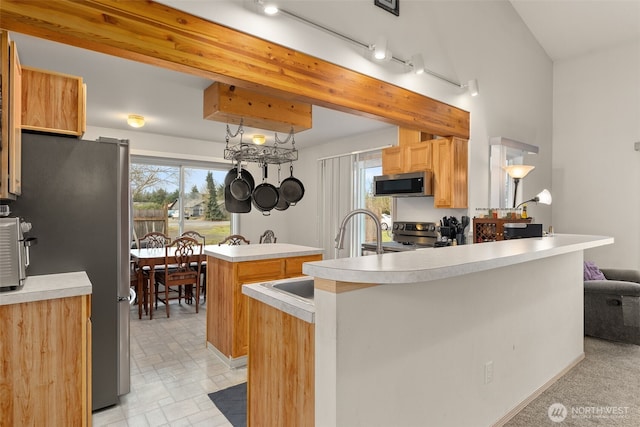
92 300 246 427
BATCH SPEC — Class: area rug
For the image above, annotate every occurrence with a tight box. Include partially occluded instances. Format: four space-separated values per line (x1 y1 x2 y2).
208 382 247 427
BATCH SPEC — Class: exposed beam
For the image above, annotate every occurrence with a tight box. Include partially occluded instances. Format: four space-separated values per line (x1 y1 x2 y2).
0 0 470 139
203 82 312 133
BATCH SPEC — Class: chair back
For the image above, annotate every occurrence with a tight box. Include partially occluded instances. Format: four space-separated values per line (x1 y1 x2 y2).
182 230 206 246
137 231 170 249
164 237 203 283
218 234 250 246
259 229 277 244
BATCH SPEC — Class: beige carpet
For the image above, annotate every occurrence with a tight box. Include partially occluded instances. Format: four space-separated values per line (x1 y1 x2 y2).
505 337 640 426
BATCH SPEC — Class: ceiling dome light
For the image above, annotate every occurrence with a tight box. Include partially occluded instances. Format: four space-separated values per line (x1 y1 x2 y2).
252 134 266 145
127 114 145 128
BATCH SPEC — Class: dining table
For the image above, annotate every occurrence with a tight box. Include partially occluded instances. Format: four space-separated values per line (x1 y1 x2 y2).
130 246 205 319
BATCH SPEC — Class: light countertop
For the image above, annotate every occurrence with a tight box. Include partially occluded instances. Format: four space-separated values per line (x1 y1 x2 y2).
303 234 613 284
0 271 92 306
204 243 323 263
243 276 315 323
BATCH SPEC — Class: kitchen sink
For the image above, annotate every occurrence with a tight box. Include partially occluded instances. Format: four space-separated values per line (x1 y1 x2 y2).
261 277 315 302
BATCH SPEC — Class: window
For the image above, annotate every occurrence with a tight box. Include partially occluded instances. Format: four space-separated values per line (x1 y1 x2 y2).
130 157 232 245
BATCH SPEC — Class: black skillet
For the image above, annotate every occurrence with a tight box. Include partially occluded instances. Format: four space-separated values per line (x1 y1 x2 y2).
274 165 290 211
251 164 279 215
229 163 253 201
280 164 305 205
224 167 254 213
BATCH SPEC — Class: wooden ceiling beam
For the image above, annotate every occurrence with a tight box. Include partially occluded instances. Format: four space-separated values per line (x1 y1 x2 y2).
203 82 312 133
0 0 469 139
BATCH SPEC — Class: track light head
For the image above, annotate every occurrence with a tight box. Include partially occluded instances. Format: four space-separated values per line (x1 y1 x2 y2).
409 54 425 75
369 36 392 62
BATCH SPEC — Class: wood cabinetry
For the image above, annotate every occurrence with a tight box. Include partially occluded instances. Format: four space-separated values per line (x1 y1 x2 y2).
0 294 92 427
206 253 322 363
247 298 314 427
0 30 22 200
382 128 433 174
430 136 468 208
473 217 532 242
21 66 86 136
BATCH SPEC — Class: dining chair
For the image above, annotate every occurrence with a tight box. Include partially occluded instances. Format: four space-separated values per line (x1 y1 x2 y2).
136 231 171 315
181 230 207 301
218 234 250 246
259 229 277 244
154 236 203 318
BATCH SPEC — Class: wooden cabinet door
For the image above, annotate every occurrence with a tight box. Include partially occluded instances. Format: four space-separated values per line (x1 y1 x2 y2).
9 40 21 195
431 137 468 208
21 66 85 136
431 138 453 207
381 146 404 174
406 139 431 171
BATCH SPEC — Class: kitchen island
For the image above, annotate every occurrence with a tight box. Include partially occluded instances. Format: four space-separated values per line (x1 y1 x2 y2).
296 234 613 427
204 243 322 367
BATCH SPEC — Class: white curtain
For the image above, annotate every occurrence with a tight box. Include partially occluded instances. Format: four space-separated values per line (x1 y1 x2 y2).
317 147 386 259
317 154 356 259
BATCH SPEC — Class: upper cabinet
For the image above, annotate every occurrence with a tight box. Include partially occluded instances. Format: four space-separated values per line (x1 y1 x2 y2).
382 128 433 175
0 30 22 200
430 137 468 209
21 66 86 136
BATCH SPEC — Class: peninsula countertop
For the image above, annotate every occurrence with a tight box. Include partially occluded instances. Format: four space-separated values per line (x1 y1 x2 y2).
303 234 613 284
204 243 323 263
0 271 92 306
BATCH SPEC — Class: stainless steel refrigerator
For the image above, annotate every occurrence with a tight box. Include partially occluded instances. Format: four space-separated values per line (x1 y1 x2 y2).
9 132 131 411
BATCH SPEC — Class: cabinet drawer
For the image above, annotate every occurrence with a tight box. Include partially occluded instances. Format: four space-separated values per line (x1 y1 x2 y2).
285 255 322 276
237 259 284 282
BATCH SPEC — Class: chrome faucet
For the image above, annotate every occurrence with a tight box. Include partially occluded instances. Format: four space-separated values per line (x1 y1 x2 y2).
335 209 384 255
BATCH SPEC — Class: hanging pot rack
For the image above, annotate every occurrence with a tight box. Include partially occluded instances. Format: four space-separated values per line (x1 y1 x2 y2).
223 120 299 165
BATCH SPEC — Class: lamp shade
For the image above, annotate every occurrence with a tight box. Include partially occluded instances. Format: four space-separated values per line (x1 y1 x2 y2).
535 189 552 205
503 165 535 179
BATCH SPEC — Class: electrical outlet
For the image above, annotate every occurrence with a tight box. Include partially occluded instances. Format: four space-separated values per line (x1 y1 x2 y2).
484 361 494 384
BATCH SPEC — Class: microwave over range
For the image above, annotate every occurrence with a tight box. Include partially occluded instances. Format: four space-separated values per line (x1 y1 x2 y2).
373 171 434 197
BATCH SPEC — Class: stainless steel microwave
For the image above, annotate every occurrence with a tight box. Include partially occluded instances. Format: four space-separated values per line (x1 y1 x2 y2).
373 171 434 197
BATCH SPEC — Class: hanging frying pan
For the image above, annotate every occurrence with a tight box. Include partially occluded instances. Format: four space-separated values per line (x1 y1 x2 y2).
252 164 279 215
224 167 253 213
274 164 290 211
229 163 253 201
280 164 305 205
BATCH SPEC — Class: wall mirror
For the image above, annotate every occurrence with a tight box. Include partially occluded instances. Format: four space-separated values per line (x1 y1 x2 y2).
489 137 539 208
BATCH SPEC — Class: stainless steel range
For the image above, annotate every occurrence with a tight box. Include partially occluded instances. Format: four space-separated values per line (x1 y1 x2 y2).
362 221 439 253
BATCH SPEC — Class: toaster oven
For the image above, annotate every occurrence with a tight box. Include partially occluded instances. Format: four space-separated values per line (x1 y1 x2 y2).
0 217 35 291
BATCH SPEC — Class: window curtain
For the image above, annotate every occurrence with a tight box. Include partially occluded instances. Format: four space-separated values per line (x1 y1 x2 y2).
317 153 356 259
317 147 385 259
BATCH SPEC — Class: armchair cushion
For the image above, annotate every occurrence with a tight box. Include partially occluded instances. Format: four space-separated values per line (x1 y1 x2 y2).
584 267 640 345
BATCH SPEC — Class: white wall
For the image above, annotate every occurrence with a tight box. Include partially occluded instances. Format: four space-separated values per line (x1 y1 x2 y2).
553 39 640 269
315 251 585 426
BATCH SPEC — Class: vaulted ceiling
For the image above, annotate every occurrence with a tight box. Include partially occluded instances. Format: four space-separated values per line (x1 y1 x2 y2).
9 1 639 146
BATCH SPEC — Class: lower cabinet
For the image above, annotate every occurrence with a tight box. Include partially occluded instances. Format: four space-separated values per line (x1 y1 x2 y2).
206 254 322 361
0 294 92 427
247 298 314 427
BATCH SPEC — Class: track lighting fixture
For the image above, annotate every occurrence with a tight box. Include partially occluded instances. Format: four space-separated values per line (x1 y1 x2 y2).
466 79 479 97
409 54 425 75
253 3 479 96
369 36 391 62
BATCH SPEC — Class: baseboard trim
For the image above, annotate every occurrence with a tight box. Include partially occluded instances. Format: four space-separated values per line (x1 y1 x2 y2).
206 342 247 368
492 352 585 427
